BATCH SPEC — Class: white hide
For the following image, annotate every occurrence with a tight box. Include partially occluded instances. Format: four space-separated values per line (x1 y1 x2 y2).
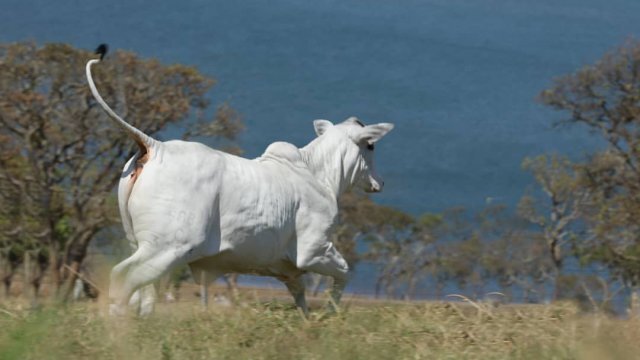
87 59 393 316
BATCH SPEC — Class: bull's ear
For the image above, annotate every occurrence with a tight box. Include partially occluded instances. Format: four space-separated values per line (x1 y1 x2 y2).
357 123 394 143
313 119 334 137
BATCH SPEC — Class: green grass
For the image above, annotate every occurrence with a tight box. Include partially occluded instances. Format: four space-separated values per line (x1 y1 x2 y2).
0 297 638 360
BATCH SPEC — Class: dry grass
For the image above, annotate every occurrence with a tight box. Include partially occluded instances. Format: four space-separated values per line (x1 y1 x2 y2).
0 291 638 360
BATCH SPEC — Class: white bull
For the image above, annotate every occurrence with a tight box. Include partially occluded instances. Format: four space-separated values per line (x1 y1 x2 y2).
86 55 393 316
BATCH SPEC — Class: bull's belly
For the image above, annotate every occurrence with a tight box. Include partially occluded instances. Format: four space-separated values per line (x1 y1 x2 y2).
190 249 300 279
187 223 299 278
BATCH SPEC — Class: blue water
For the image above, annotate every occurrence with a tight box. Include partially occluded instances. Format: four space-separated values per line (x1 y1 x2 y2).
2 0 640 295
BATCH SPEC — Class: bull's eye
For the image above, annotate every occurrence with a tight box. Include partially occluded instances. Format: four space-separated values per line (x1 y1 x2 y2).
367 143 375 151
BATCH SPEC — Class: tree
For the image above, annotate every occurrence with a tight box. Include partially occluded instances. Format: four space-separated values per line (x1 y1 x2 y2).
364 202 562 303
476 204 555 303
539 40 640 288
518 155 588 299
0 42 242 301
364 209 431 299
0 156 23 299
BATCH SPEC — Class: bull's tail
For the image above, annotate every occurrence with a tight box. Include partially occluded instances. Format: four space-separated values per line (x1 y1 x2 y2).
85 44 157 151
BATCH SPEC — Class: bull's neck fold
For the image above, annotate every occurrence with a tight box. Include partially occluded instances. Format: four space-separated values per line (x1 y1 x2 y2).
300 134 358 199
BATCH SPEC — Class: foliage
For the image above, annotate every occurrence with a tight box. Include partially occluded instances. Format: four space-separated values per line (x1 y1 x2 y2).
363 202 560 302
538 40 640 287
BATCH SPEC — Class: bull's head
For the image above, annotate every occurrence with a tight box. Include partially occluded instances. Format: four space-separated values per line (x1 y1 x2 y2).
311 117 394 194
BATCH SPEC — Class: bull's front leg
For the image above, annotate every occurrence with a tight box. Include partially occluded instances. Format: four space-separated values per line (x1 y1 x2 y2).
296 242 349 313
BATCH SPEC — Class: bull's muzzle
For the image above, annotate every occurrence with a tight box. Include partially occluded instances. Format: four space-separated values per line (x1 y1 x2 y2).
366 179 384 193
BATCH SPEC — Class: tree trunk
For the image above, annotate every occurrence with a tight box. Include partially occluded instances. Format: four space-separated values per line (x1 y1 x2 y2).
2 268 11 300
47 243 61 298
2 278 9 299
406 274 417 300
58 260 82 302
57 231 94 302
551 266 560 302
24 251 38 305
0 252 9 299
629 288 640 318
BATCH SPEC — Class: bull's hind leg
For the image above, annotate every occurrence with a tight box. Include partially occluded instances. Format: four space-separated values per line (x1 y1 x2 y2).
280 275 309 317
128 284 157 317
188 261 224 309
109 238 186 316
109 249 149 316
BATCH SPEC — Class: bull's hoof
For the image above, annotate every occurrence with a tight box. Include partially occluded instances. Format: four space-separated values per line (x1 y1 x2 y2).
316 302 342 320
109 303 126 317
139 300 155 317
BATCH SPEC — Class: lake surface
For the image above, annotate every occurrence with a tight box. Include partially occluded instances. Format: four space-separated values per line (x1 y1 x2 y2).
2 0 640 295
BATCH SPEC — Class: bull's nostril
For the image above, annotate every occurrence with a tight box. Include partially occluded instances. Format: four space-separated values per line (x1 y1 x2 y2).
382 181 385 187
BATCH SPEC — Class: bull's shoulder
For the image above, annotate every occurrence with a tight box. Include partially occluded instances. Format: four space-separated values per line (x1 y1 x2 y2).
257 142 305 167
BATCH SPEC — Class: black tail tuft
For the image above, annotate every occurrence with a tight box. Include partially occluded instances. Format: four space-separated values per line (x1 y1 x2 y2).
95 44 108 60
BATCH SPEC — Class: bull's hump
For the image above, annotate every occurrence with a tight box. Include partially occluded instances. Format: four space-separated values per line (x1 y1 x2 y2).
259 142 304 167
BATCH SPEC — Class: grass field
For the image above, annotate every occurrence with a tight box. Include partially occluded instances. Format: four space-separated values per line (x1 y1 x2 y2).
0 288 638 360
